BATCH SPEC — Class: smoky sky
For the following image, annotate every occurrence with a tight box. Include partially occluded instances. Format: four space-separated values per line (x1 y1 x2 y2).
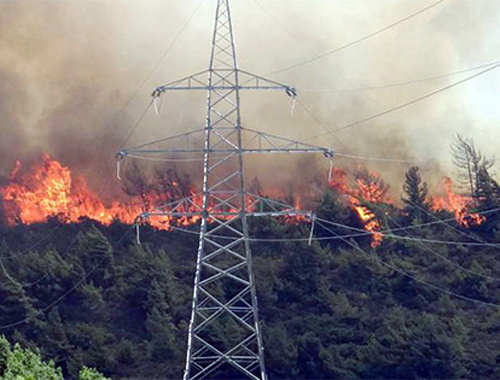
1 0 499 196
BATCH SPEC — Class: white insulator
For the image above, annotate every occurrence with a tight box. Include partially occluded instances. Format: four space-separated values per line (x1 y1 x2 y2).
135 222 141 245
290 97 296 117
153 97 159 115
116 159 122 181
328 160 333 182
308 216 316 246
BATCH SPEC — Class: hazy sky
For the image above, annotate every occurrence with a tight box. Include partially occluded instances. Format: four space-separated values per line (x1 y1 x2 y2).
1 0 499 192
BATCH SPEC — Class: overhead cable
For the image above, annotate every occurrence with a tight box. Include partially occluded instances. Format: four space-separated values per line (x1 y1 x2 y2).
302 58 500 93
296 97 449 164
368 203 500 282
316 220 500 308
88 0 204 145
0 227 133 331
267 0 448 76
305 62 500 141
407 199 497 246
1 226 62 260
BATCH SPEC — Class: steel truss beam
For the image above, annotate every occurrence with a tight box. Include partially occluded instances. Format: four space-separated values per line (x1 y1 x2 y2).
118 1 333 379
152 69 297 95
118 128 333 156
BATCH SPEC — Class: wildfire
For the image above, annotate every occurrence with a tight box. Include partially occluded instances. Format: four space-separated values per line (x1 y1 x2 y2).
431 177 485 227
351 205 383 248
328 168 485 247
329 167 384 248
2 155 483 241
0 155 308 230
0 154 202 230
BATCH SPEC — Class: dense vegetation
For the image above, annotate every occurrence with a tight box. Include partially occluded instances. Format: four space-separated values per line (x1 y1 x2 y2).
1 138 500 379
0 334 108 379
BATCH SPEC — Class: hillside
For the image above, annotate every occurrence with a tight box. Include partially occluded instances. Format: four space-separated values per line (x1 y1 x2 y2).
1 180 500 379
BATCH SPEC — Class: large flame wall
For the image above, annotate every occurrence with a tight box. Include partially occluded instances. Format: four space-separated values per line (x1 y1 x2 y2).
0 156 485 247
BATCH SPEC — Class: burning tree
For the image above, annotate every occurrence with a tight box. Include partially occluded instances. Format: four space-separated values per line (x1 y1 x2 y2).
0 154 202 229
431 178 485 227
353 168 389 204
352 168 390 247
327 167 390 248
444 134 500 227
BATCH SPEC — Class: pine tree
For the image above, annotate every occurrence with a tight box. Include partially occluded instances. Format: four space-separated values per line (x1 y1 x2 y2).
145 278 177 362
475 165 500 210
74 226 114 286
402 166 430 214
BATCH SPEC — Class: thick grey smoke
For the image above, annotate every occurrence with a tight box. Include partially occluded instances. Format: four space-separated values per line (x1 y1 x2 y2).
1 0 498 198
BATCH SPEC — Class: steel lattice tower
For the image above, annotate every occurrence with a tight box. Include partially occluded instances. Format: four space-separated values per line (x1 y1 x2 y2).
117 1 333 378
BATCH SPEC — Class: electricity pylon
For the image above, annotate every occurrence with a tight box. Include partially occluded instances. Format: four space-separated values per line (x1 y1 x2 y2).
117 1 333 378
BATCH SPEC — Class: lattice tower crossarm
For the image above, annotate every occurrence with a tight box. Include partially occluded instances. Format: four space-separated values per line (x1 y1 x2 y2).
117 0 333 379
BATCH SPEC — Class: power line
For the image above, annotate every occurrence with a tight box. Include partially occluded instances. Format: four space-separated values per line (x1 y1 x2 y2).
305 61 500 141
315 215 500 249
0 257 109 330
0 227 133 331
296 97 450 164
316 220 500 308
302 58 500 93
296 99 349 151
382 234 500 249
0 258 50 288
155 208 500 248
267 0 448 76
367 203 500 282
406 198 498 247
162 225 499 247
155 219 500 306
247 0 302 43
125 153 206 163
0 225 63 260
87 0 204 146
335 152 435 164
120 100 154 148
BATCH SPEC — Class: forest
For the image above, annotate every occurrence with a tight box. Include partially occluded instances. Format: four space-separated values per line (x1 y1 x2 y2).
1 136 500 379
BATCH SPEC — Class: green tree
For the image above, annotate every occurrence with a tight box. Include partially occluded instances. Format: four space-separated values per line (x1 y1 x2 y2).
401 166 430 221
145 278 177 361
73 225 114 287
475 165 500 210
265 324 297 378
402 167 429 208
0 335 63 380
0 335 9 374
0 335 110 380
78 366 111 380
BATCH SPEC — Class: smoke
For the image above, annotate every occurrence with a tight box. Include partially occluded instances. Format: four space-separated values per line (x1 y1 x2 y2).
1 0 498 199
0 68 30 165
1 2 120 178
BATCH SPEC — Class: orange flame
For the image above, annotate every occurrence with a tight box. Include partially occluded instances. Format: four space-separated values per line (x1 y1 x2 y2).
431 177 485 227
0 154 204 229
329 167 384 248
328 169 485 246
351 203 383 248
0 155 308 230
